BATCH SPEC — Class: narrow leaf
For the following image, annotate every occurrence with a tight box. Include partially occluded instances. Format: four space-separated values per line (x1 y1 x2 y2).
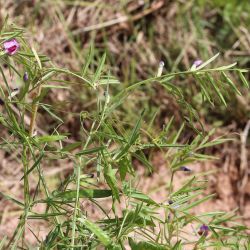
61 142 82 152
20 153 44 180
37 135 67 143
78 218 111 246
238 71 249 88
32 47 42 69
76 146 106 156
54 189 112 200
93 53 106 87
206 73 227 106
221 72 241 96
196 53 220 70
104 166 120 201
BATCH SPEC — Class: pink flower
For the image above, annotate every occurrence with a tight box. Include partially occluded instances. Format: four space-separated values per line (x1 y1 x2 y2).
193 59 203 68
3 39 20 55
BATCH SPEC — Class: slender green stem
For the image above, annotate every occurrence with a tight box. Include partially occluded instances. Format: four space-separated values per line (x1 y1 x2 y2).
22 145 30 209
71 158 81 249
29 84 42 136
71 120 96 248
169 171 175 195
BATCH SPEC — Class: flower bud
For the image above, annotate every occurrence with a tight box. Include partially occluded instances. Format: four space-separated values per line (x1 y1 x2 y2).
191 59 203 70
193 59 203 67
157 61 164 77
23 72 29 81
179 166 191 172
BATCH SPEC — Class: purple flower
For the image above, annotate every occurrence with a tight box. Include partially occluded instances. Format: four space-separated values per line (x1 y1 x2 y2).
198 224 209 237
193 59 203 67
3 39 20 55
179 166 191 172
23 72 28 81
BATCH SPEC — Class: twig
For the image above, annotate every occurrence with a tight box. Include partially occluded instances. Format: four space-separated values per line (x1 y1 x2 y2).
72 0 164 35
29 85 42 136
239 120 250 211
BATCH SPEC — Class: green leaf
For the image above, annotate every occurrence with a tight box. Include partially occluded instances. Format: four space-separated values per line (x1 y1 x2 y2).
170 192 204 208
181 194 215 211
206 73 227 106
221 72 241 96
195 75 213 105
44 225 60 248
118 157 129 181
42 105 63 123
171 158 194 169
101 211 155 228
61 142 82 152
126 210 156 227
99 76 120 85
238 71 249 88
197 137 233 150
54 68 92 87
0 192 24 207
125 190 157 205
114 110 144 160
54 189 112 200
76 146 106 156
128 238 167 250
28 212 66 219
37 135 67 143
78 218 111 246
81 43 94 76
171 177 196 197
93 53 106 87
0 31 23 45
172 240 183 250
20 153 44 180
196 53 220 70
42 85 69 89
18 51 48 59
104 165 120 201
210 225 237 232
212 62 237 71
0 236 7 250
32 47 42 69
132 151 152 172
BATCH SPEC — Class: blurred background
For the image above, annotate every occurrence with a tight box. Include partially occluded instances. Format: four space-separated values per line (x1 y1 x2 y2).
0 0 249 242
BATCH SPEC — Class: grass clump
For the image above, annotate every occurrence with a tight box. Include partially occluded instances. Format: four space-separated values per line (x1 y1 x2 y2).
0 20 249 249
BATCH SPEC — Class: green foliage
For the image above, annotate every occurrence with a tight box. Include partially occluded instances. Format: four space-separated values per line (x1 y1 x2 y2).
0 20 248 250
